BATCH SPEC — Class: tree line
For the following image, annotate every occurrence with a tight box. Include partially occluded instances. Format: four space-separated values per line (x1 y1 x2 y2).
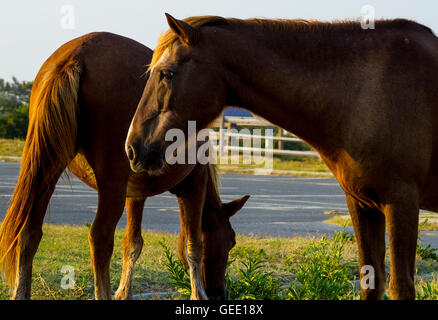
0 77 33 139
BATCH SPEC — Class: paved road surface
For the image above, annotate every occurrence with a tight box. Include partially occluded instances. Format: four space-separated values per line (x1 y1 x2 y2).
1 162 437 247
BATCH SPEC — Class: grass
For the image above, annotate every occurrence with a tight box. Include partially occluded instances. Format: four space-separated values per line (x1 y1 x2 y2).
325 214 438 231
2 224 436 300
272 156 329 172
324 216 354 227
163 226 438 300
284 228 358 300
218 155 331 177
416 274 438 300
226 249 282 300
0 138 24 158
161 230 356 300
324 215 438 264
0 225 179 300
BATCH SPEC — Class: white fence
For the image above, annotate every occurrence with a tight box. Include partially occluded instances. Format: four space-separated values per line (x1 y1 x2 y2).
209 114 319 157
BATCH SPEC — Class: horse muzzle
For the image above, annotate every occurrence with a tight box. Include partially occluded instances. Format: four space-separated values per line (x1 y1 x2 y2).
126 141 164 173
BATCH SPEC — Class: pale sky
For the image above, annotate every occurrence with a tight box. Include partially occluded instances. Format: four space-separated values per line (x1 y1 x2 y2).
0 0 437 81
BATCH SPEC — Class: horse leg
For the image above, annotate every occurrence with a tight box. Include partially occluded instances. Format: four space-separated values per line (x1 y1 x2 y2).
114 197 146 300
178 196 208 300
383 183 419 300
176 198 189 270
345 194 386 300
172 166 208 300
11 174 62 300
89 175 127 300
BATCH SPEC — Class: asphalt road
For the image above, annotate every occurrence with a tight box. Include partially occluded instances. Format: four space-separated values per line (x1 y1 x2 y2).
1 162 437 247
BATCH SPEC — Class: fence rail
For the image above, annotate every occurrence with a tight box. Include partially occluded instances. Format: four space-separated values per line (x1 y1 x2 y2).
209 113 320 157
222 146 319 157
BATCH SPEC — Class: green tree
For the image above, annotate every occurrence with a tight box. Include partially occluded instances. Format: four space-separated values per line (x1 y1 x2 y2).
0 104 29 138
0 77 32 138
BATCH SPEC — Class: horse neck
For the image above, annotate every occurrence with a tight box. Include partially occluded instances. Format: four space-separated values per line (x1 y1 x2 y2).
204 167 221 211
213 22 377 158
201 166 222 229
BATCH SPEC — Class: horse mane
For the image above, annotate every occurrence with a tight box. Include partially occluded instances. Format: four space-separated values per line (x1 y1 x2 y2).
149 16 227 70
226 17 434 35
208 163 220 196
149 16 434 71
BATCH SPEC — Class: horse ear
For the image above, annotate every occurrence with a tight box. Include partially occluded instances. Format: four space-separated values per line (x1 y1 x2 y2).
165 13 199 46
223 195 250 218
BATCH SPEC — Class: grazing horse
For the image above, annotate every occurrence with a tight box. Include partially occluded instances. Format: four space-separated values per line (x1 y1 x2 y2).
0 32 249 300
126 14 438 300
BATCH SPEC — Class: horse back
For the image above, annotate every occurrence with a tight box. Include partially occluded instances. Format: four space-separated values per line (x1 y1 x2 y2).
74 32 152 166
35 32 153 187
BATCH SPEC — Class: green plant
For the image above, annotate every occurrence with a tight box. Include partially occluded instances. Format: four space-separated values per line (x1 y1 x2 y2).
285 227 357 300
416 274 438 300
160 243 281 300
0 104 29 138
417 243 438 262
159 240 191 299
417 219 438 262
226 249 281 300
159 227 438 301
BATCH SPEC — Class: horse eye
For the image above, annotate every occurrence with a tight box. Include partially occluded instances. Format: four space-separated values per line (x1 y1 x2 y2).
160 70 174 81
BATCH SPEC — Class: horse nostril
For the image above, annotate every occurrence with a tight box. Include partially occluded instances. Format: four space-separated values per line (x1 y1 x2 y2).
148 148 161 159
127 145 136 162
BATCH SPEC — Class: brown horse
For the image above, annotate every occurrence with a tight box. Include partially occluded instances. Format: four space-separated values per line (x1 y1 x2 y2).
126 14 438 300
0 32 249 300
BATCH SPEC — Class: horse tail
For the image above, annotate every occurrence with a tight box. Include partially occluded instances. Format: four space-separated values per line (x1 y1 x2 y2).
0 59 81 288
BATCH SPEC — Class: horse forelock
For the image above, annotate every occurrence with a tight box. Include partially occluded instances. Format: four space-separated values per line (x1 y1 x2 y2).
149 16 228 72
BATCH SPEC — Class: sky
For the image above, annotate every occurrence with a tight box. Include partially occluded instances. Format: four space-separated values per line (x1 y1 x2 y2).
0 0 437 81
